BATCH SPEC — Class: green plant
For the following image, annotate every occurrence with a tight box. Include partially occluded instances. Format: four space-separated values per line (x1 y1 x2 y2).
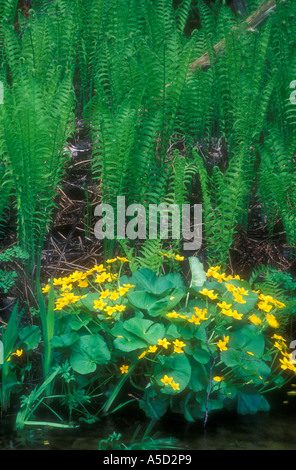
0 1 76 275
0 304 23 411
85 0 200 259
249 265 296 334
98 422 180 450
37 256 296 428
0 246 29 294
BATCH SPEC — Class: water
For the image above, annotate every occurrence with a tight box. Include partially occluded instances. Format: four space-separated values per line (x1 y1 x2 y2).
1 384 296 450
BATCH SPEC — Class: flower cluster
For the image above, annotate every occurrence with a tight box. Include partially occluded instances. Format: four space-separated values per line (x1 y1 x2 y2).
204 266 286 329
167 307 208 326
42 257 133 317
217 335 229 352
160 374 180 390
271 334 296 373
159 251 184 262
137 337 187 360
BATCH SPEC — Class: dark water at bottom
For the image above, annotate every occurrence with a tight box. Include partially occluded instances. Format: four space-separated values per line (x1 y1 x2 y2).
1 385 296 451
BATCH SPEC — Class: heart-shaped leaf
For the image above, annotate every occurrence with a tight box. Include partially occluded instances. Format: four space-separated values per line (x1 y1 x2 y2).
70 335 110 374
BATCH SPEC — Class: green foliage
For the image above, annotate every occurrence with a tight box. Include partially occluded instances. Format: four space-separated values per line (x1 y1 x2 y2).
0 304 23 410
84 0 199 259
27 257 295 427
249 265 296 330
0 246 29 293
98 425 180 450
0 1 76 273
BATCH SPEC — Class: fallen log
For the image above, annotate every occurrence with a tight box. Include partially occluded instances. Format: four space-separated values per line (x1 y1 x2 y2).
189 0 289 72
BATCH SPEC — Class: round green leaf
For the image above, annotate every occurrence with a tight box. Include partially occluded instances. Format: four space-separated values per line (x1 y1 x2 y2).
70 335 110 374
154 354 191 395
19 325 41 350
50 332 79 348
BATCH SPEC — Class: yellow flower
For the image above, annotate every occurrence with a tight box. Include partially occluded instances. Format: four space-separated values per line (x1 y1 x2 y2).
221 308 234 317
217 301 232 310
157 338 171 349
53 277 63 286
171 381 180 391
225 283 237 293
148 345 158 353
273 300 286 308
237 287 249 295
258 301 273 313
100 289 111 299
161 375 173 386
249 314 262 325
14 349 23 356
232 310 243 320
78 279 89 288
188 315 201 325
114 304 126 312
61 283 73 292
193 307 208 320
174 255 184 261
173 339 186 349
42 285 50 293
266 313 279 328
217 339 228 351
259 293 274 303
106 258 117 263
93 264 106 273
159 251 170 257
213 376 224 382
280 357 296 373
94 299 107 310
138 350 147 359
104 306 117 316
120 365 129 374
95 272 109 284
206 266 221 277
274 341 283 351
272 334 286 342
199 288 218 300
117 257 130 263
167 311 179 318
7 349 23 362
247 351 254 356
109 291 120 300
233 293 246 304
212 272 227 283
174 346 185 354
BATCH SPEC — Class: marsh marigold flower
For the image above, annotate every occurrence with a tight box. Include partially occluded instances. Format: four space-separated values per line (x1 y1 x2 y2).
199 288 218 300
94 299 107 310
171 381 180 391
249 314 262 325
266 313 279 328
120 365 129 374
157 338 171 349
161 375 173 386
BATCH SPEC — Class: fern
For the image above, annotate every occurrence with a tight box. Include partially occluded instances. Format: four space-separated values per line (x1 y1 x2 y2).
0 4 76 273
85 0 200 260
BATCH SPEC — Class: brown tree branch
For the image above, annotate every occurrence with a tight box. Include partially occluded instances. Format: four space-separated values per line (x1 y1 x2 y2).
189 0 288 72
